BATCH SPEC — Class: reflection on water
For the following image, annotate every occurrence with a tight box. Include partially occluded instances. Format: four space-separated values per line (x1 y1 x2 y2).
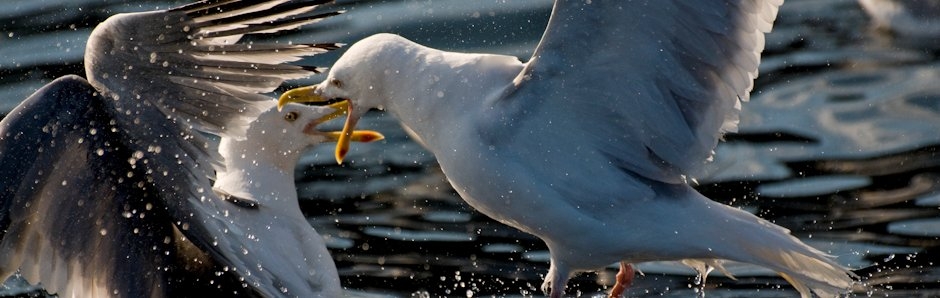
3 0 940 296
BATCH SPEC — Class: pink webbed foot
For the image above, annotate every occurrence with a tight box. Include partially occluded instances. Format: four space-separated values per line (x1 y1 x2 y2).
608 261 635 298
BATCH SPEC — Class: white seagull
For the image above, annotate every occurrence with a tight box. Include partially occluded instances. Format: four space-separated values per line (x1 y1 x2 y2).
279 0 859 297
0 0 382 297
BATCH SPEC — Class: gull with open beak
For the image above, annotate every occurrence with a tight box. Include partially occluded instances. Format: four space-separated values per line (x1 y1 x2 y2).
279 1 859 297
280 87 365 164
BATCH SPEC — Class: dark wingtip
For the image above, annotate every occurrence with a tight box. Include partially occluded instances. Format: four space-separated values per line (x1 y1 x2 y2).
197 10 344 39
310 42 343 51
299 65 329 73
169 0 232 13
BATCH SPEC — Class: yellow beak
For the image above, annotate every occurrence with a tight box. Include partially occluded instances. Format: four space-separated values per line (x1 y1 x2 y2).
323 130 384 143
278 86 323 110
279 86 360 164
314 101 349 123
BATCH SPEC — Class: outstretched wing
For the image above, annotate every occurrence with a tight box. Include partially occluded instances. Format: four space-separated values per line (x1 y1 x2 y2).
510 0 782 183
0 1 345 297
84 0 341 139
85 1 346 296
0 79 329 298
0 76 240 297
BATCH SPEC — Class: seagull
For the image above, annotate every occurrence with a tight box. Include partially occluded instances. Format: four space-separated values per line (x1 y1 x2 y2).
0 0 383 297
279 0 859 297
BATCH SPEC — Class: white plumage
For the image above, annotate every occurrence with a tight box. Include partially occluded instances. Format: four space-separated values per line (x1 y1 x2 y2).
280 0 859 297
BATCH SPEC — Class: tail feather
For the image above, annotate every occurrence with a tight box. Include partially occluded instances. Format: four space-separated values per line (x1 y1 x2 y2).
681 259 737 281
692 197 858 297
768 248 856 298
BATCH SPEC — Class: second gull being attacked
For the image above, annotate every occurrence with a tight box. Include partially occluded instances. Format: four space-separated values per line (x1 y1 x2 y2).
0 0 383 297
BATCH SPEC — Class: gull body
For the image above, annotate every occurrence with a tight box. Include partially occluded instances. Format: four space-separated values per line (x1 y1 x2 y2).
283 0 858 297
211 102 352 298
0 1 358 297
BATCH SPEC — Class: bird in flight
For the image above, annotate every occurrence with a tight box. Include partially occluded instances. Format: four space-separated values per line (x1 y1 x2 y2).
279 0 859 297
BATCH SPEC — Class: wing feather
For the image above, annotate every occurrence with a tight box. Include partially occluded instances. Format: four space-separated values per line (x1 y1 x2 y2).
183 43 339 64
1 0 346 295
172 0 239 14
84 0 341 139
0 76 215 297
0 76 327 297
185 0 293 23
511 0 781 182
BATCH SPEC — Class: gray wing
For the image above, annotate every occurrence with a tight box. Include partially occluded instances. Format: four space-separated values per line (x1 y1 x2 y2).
0 1 344 297
0 78 320 298
84 0 341 139
0 76 259 297
508 0 782 183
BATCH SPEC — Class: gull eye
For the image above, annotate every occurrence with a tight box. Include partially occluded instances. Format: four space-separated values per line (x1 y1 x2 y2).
284 111 299 122
330 78 343 88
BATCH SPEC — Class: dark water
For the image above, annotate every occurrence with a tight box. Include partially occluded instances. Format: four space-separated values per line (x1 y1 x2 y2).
3 0 940 297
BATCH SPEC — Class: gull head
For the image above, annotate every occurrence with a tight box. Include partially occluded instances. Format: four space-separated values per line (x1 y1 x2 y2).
279 33 412 163
222 101 384 170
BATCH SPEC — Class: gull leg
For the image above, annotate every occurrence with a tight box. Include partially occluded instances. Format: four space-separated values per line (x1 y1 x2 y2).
542 260 570 298
608 261 635 298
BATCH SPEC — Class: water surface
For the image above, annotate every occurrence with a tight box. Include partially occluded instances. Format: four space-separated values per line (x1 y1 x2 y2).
3 0 940 296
